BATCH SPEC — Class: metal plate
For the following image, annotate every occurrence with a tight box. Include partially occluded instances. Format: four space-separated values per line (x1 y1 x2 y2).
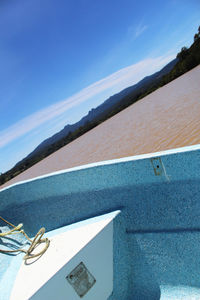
66 262 96 298
150 157 163 175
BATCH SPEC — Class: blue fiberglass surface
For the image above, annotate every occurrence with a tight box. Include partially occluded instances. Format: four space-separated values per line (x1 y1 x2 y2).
0 144 200 300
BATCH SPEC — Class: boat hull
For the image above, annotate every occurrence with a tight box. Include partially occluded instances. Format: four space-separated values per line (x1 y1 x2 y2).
1 144 200 299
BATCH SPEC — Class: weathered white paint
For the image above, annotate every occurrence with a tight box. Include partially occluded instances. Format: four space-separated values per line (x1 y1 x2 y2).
11 211 120 300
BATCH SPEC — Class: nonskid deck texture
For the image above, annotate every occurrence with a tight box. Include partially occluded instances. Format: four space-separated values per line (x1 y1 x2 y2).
1 144 200 299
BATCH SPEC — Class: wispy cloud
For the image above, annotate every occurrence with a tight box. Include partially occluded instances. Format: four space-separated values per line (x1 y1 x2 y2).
135 23 148 38
128 22 148 40
0 53 175 149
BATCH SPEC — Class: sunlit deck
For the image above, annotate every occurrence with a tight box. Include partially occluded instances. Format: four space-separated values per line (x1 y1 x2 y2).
1 144 200 299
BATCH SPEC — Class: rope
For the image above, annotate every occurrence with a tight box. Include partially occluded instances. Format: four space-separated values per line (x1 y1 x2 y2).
0 216 50 261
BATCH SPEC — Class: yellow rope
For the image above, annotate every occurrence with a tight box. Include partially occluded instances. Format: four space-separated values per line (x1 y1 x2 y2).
0 216 50 261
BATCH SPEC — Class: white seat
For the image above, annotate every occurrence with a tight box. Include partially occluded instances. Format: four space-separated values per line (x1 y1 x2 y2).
11 211 120 300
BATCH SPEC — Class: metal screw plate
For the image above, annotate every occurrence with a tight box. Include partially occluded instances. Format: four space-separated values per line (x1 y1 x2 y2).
151 157 163 176
66 262 96 298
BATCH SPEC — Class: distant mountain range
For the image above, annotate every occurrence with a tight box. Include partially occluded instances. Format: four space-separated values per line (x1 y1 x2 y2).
2 29 199 186
24 58 178 161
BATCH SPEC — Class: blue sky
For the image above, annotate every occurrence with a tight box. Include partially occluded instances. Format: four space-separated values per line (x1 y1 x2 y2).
0 0 200 173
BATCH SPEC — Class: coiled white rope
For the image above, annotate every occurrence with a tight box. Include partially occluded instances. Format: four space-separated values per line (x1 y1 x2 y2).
0 216 50 261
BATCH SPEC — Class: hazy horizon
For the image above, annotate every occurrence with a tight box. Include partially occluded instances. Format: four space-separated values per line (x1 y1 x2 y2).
2 65 200 188
0 0 199 172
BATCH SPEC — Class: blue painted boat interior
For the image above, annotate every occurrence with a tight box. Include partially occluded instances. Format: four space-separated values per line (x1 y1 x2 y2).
1 144 200 300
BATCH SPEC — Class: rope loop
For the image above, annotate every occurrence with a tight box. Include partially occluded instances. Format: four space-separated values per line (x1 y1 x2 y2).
0 216 50 261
